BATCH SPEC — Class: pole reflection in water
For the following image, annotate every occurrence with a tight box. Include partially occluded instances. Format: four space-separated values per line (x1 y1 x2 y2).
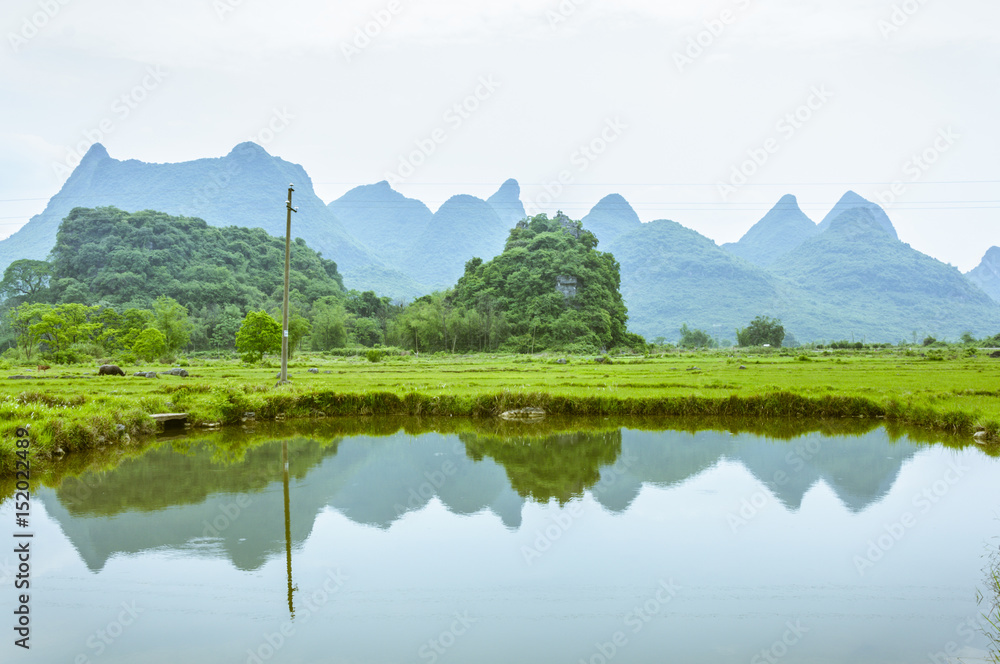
283 440 296 617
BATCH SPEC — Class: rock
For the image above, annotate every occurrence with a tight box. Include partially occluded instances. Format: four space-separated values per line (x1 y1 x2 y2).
98 364 126 376
308 368 319 374
115 424 126 433
242 412 256 421
54 447 65 456
739 365 748 370
500 407 546 421
974 430 989 444
8 375 32 380
991 351 1000 359
686 366 701 372
556 358 568 365
323 371 333 374
133 371 158 379
163 368 189 377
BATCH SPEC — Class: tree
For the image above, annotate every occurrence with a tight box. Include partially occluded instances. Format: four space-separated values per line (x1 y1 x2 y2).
133 328 167 362
0 259 52 304
287 315 311 357
736 316 785 347
210 306 244 351
7 303 49 361
235 310 281 363
153 296 193 353
310 299 348 350
679 324 716 349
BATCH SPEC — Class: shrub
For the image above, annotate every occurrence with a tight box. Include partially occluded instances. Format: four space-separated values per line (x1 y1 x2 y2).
366 349 383 363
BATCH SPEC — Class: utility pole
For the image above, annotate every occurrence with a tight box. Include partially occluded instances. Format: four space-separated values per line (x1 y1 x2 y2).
279 184 296 385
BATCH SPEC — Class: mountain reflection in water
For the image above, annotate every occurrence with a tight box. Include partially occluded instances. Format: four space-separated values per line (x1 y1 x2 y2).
43 422 914 572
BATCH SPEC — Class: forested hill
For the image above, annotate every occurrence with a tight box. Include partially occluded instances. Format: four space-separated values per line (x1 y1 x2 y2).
445 213 636 352
47 207 344 310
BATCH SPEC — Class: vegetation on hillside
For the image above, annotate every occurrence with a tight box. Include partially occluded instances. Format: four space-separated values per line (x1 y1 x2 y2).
394 213 638 354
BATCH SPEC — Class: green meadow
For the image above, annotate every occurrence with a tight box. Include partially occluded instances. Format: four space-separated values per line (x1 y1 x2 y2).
1 346 998 479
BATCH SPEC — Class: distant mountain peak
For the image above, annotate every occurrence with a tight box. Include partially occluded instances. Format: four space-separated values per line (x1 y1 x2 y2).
774 193 799 208
720 194 816 267
819 191 897 239
486 179 526 226
968 246 1000 303
82 143 111 162
581 194 641 246
226 142 271 159
592 193 636 212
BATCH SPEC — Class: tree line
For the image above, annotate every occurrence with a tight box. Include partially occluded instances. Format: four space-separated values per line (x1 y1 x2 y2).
0 208 646 363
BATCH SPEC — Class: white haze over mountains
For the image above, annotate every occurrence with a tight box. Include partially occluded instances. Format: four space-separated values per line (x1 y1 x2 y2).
1 0 997 270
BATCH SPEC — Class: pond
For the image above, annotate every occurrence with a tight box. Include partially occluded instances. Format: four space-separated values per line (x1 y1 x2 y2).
2 420 999 663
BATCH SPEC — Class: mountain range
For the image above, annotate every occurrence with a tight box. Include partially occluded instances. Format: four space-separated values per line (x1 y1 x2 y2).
1 142 997 343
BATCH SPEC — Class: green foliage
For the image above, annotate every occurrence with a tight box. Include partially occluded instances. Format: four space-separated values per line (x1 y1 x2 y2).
366 349 383 363
310 298 348 351
235 310 282 363
737 316 786 347
153 296 193 353
46 207 344 313
434 213 630 353
679 324 716 349
133 328 167 362
0 259 52 305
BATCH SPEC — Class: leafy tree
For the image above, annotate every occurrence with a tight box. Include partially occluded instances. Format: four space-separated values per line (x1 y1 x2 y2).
98 308 153 352
133 327 167 362
210 306 244 351
153 296 193 353
310 298 348 350
736 315 785 347
7 303 49 361
351 317 383 347
0 259 52 304
31 303 101 356
679 324 716 349
287 315 311 357
235 310 281 363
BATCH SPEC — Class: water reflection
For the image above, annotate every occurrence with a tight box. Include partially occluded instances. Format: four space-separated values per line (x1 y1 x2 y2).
43 423 916 573
5 419 999 664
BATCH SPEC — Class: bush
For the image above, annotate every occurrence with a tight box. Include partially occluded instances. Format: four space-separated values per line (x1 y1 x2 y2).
366 349 383 363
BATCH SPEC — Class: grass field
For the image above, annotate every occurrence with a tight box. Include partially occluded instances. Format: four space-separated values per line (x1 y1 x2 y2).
1 347 998 477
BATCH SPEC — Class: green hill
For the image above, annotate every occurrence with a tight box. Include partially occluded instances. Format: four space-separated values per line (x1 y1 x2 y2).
772 207 1000 341
604 219 792 342
46 206 344 310
327 181 433 269
403 194 512 290
450 213 630 351
721 194 818 267
817 190 898 238
580 194 642 247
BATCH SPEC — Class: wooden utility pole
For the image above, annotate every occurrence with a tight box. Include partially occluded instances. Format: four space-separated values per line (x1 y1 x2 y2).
279 184 296 385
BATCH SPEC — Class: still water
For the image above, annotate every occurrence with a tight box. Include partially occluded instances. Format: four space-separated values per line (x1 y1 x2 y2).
3 421 999 663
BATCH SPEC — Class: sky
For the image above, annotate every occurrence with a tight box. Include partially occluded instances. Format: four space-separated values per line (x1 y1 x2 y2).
0 0 997 270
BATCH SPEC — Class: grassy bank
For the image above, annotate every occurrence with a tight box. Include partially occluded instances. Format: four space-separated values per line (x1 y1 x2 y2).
1 348 998 476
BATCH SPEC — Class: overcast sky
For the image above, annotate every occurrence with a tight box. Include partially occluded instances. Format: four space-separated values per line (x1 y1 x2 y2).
1 0 996 270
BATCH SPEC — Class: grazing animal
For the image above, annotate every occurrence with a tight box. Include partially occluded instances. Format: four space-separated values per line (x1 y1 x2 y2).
98 364 126 376
37 365 50 372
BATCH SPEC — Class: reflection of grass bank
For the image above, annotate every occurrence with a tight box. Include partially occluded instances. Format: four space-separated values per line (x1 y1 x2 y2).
0 410 992 501
1 350 998 477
